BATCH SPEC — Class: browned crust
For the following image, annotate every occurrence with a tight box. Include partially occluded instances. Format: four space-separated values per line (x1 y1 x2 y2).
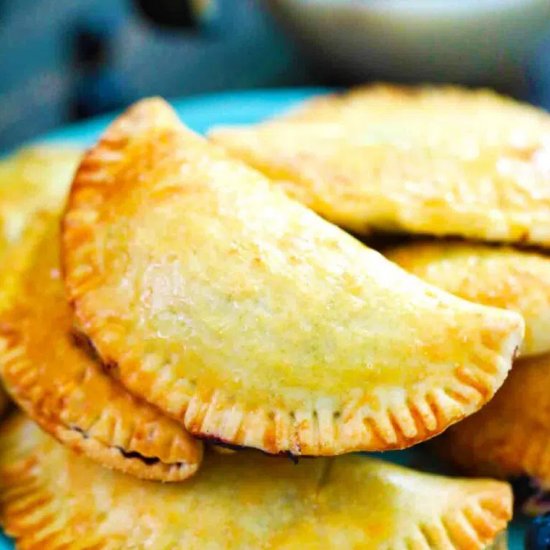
0 415 512 550
61 98 523 456
210 84 550 247
0 213 202 482
434 352 550 489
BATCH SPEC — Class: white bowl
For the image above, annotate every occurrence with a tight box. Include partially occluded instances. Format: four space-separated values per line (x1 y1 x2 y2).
268 0 550 86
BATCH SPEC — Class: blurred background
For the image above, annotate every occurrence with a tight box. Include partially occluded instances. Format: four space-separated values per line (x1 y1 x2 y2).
2 0 550 151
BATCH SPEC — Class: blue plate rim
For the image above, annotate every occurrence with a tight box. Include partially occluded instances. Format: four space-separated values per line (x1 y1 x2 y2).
26 87 332 148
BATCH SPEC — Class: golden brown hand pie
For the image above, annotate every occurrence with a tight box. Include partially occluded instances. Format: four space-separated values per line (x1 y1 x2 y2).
0 146 82 246
387 243 550 357
0 215 202 481
435 352 550 515
62 98 524 456
0 146 82 416
210 84 550 246
0 414 512 550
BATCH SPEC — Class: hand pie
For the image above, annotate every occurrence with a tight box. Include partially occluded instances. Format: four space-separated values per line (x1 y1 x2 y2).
0 214 202 481
0 414 512 550
0 146 82 417
210 85 550 246
0 146 82 246
434 352 550 515
62 98 523 456
387 243 550 357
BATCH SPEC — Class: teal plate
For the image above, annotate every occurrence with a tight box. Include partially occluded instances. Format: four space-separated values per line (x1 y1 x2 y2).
0 88 529 549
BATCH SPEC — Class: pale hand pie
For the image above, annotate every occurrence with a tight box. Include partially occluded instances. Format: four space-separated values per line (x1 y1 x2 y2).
0 414 512 550
210 85 550 246
62 98 523 456
387 242 550 357
0 214 202 481
435 352 550 515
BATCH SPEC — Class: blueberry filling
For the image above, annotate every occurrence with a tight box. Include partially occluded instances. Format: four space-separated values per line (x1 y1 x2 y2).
199 435 244 452
70 425 180 468
200 435 300 463
70 425 88 439
116 447 161 466
510 476 550 515
70 330 101 362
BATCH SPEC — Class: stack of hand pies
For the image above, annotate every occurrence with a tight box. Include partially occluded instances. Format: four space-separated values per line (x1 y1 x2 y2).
0 85 549 549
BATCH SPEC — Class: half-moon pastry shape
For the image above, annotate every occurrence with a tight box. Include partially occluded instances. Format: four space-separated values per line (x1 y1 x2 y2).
387 242 550 357
210 85 550 246
62 98 524 456
0 214 202 481
0 414 512 549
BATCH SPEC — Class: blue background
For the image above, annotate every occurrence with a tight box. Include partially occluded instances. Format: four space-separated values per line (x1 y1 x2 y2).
0 0 316 151
2 0 550 154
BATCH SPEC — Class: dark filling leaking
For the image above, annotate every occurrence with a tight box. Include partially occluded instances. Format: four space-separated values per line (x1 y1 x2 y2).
116 447 161 466
281 451 300 465
70 330 101 363
70 330 120 376
69 425 183 469
511 476 550 514
199 434 301 464
71 425 88 439
199 435 245 452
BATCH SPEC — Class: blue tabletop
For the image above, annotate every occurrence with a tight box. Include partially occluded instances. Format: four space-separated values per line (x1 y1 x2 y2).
0 88 528 550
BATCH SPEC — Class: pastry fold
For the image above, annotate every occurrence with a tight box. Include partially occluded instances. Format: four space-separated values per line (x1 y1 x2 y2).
0 214 202 481
62 98 523 456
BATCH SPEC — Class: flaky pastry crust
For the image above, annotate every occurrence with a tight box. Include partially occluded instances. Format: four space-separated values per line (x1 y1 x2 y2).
211 84 550 246
0 215 202 481
387 242 550 357
436 352 550 497
62 98 523 456
0 414 512 549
